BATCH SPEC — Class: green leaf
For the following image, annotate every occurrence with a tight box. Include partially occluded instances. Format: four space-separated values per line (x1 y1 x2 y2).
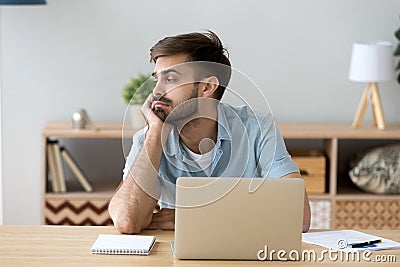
395 44 400 56
396 60 400 71
397 73 400 84
395 28 400 40
121 73 155 105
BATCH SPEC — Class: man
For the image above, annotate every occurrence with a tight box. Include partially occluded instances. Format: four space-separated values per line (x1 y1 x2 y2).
109 31 311 234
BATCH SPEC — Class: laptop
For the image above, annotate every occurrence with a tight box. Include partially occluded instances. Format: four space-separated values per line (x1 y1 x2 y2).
173 177 305 260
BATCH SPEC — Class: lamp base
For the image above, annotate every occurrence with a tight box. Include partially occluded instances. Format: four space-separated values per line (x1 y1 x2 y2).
352 82 386 130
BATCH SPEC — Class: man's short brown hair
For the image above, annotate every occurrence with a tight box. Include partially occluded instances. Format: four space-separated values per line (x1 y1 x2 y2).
150 31 231 100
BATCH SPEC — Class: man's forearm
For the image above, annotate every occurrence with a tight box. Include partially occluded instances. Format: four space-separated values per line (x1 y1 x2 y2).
109 126 164 234
302 190 311 232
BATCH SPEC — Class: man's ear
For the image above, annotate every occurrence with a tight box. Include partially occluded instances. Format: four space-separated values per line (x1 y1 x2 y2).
199 76 219 97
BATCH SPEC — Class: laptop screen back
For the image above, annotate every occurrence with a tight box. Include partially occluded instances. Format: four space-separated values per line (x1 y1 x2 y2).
174 177 305 260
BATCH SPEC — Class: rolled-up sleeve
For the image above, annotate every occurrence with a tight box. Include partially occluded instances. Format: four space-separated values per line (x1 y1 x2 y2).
122 127 147 181
257 115 299 178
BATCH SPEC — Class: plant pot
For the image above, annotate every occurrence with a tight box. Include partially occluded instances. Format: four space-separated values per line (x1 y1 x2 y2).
129 104 146 129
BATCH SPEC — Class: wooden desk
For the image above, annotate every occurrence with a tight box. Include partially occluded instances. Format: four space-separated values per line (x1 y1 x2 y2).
0 225 399 266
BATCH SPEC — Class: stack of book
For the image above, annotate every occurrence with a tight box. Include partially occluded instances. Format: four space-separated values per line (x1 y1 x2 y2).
47 140 93 193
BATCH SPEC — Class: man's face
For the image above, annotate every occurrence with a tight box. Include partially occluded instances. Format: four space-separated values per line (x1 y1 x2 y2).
151 54 200 124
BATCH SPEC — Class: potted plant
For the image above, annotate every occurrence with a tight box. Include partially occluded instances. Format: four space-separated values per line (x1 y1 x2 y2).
122 73 155 128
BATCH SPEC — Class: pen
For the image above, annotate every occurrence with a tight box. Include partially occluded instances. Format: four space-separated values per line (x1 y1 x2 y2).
349 239 382 248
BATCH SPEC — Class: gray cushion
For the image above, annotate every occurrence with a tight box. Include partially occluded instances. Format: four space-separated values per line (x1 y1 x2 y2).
349 144 400 194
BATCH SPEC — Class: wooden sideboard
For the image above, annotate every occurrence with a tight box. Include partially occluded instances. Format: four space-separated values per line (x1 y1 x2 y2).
41 122 400 229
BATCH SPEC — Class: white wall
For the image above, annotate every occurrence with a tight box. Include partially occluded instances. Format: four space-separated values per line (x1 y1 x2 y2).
1 0 400 224
0 9 3 224
0 7 4 224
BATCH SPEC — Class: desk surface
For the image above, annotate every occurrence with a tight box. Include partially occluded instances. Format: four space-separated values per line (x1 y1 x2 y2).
0 225 399 266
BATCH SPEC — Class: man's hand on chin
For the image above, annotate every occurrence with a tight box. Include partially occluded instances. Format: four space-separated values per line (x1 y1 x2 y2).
145 205 175 230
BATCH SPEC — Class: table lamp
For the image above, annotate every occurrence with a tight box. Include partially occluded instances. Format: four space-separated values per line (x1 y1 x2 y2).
349 41 395 130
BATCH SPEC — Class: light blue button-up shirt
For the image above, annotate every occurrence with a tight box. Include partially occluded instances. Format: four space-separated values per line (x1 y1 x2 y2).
123 103 299 208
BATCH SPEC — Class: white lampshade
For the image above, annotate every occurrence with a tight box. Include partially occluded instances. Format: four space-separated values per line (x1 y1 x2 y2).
349 41 395 82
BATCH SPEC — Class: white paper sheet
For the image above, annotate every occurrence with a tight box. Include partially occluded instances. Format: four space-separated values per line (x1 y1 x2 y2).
302 230 400 252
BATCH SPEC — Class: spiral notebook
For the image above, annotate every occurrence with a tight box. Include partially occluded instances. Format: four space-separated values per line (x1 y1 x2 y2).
91 234 156 255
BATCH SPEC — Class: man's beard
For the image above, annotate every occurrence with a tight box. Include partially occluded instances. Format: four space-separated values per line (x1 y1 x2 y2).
153 84 199 126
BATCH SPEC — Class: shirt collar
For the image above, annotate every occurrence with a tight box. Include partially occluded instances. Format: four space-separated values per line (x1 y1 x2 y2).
163 102 232 157
164 126 180 157
216 102 232 141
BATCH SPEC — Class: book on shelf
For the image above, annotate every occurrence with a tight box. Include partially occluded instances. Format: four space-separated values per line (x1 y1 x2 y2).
52 141 67 193
60 146 93 192
46 142 60 193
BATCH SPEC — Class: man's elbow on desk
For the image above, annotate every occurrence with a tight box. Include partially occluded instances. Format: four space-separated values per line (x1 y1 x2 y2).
108 200 152 234
112 217 141 234
302 189 311 233
109 210 152 234
303 214 311 233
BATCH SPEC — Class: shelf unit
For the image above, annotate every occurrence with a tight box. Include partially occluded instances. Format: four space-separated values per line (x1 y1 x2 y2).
41 122 137 226
279 123 400 229
41 122 400 229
